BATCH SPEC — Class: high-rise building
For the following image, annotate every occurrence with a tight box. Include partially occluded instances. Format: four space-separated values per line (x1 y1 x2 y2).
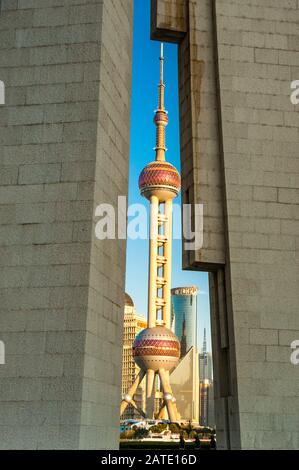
199 329 215 427
169 287 199 422
121 44 182 422
121 294 147 419
171 287 198 357
199 352 213 382
199 380 214 427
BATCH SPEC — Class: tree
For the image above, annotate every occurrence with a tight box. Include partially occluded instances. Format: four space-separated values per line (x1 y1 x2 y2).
120 430 135 440
149 423 167 434
169 423 181 434
134 428 149 439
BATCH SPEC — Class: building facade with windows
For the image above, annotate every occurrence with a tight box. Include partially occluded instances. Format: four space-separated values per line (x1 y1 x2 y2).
171 286 198 357
121 294 147 419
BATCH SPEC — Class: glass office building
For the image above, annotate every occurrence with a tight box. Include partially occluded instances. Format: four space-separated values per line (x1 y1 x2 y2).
171 286 198 358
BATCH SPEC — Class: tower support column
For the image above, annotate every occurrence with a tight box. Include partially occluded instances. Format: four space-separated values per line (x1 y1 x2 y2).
120 370 146 417
163 199 173 329
159 368 177 422
148 195 159 328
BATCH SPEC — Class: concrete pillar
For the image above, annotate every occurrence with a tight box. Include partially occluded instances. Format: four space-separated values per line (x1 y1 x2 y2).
0 0 133 449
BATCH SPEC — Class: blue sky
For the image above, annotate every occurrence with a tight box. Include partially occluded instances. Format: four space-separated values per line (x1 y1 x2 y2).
125 0 211 352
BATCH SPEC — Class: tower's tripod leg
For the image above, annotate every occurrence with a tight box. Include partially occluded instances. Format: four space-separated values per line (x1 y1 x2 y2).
158 368 178 422
146 369 155 398
157 372 178 420
120 370 146 417
157 402 167 420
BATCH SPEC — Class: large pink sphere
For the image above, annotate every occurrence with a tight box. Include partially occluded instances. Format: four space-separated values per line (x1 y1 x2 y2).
139 161 181 200
133 326 180 372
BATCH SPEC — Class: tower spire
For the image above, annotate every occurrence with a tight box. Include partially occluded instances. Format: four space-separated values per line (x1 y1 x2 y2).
159 42 164 109
154 43 168 162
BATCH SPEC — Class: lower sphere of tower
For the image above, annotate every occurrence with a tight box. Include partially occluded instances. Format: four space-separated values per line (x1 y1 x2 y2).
133 326 180 372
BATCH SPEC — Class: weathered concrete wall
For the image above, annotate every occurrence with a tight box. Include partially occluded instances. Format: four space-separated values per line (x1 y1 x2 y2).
214 0 299 450
0 0 133 449
152 0 299 449
151 0 187 41
153 0 226 269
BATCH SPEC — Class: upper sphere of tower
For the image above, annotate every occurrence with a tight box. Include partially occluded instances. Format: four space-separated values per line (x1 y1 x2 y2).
139 161 181 201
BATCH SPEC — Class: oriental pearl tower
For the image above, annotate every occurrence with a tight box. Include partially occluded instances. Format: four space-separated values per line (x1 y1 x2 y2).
120 44 181 422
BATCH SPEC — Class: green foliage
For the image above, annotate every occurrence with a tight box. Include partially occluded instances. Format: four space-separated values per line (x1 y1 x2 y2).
180 422 193 437
120 430 135 440
169 423 181 434
134 428 149 439
149 423 167 434
120 427 150 440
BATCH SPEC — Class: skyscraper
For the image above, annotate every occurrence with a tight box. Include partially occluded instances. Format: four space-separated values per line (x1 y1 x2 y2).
171 287 198 357
120 44 182 422
170 287 199 422
121 294 147 419
199 352 213 382
199 329 215 427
